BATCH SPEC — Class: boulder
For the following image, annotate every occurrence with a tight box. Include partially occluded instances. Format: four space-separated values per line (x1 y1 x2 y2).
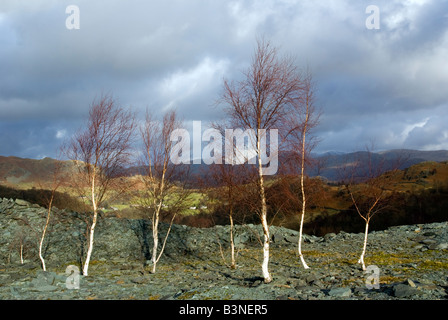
14 199 31 207
393 283 419 298
328 287 352 298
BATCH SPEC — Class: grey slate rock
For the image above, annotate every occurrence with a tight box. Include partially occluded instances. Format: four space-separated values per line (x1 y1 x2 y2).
32 271 57 288
1 197 448 300
393 283 419 298
14 199 31 207
33 284 59 292
328 287 352 298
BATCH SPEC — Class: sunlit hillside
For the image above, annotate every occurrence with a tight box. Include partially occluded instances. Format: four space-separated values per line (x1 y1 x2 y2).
1 155 447 235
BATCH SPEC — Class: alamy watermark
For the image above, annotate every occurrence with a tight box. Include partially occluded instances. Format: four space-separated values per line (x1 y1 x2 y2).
66 5 80 30
170 121 279 175
365 265 380 289
365 5 380 30
65 265 80 289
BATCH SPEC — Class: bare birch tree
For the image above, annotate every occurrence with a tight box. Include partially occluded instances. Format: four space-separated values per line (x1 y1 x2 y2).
38 159 63 271
64 94 136 276
200 121 257 269
10 227 30 264
285 70 320 269
341 146 400 270
221 37 303 283
207 159 254 269
139 109 189 273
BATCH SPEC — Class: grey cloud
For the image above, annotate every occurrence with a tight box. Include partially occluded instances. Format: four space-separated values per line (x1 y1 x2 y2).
0 0 447 159
0 119 78 159
403 108 448 150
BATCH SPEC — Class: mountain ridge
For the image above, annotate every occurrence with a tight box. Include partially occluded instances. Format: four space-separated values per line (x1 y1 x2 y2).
308 149 448 181
1 149 448 187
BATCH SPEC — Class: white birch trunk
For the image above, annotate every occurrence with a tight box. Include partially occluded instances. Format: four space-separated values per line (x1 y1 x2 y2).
83 210 97 276
258 135 272 283
151 210 160 274
151 167 166 274
151 211 176 272
39 197 53 271
298 211 309 269
83 170 98 276
229 213 236 269
39 218 49 271
20 244 24 264
358 220 369 271
261 223 271 283
260 182 272 283
39 239 47 271
298 118 310 269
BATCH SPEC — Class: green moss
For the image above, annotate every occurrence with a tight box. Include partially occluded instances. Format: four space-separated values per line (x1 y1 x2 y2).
178 290 201 300
63 261 81 269
89 259 106 266
379 275 405 285
364 251 414 267
418 260 448 270
340 277 361 286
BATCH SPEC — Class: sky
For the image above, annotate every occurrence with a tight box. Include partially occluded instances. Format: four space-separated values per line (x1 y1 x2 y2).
0 0 447 159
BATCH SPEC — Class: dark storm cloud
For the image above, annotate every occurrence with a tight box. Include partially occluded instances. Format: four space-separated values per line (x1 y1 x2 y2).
0 0 447 159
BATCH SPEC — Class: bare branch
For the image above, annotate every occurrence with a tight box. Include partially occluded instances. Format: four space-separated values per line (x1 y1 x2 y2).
63 93 136 276
138 109 190 273
220 37 305 283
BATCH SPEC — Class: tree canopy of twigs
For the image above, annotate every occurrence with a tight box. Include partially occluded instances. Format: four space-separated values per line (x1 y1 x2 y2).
63 94 136 276
139 109 191 273
220 37 305 283
340 145 403 270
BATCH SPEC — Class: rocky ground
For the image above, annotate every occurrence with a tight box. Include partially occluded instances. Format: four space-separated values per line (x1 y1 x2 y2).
1 197 448 301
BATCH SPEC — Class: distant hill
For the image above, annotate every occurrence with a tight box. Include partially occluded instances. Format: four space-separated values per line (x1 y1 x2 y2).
0 156 75 189
1 149 448 189
308 149 448 181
